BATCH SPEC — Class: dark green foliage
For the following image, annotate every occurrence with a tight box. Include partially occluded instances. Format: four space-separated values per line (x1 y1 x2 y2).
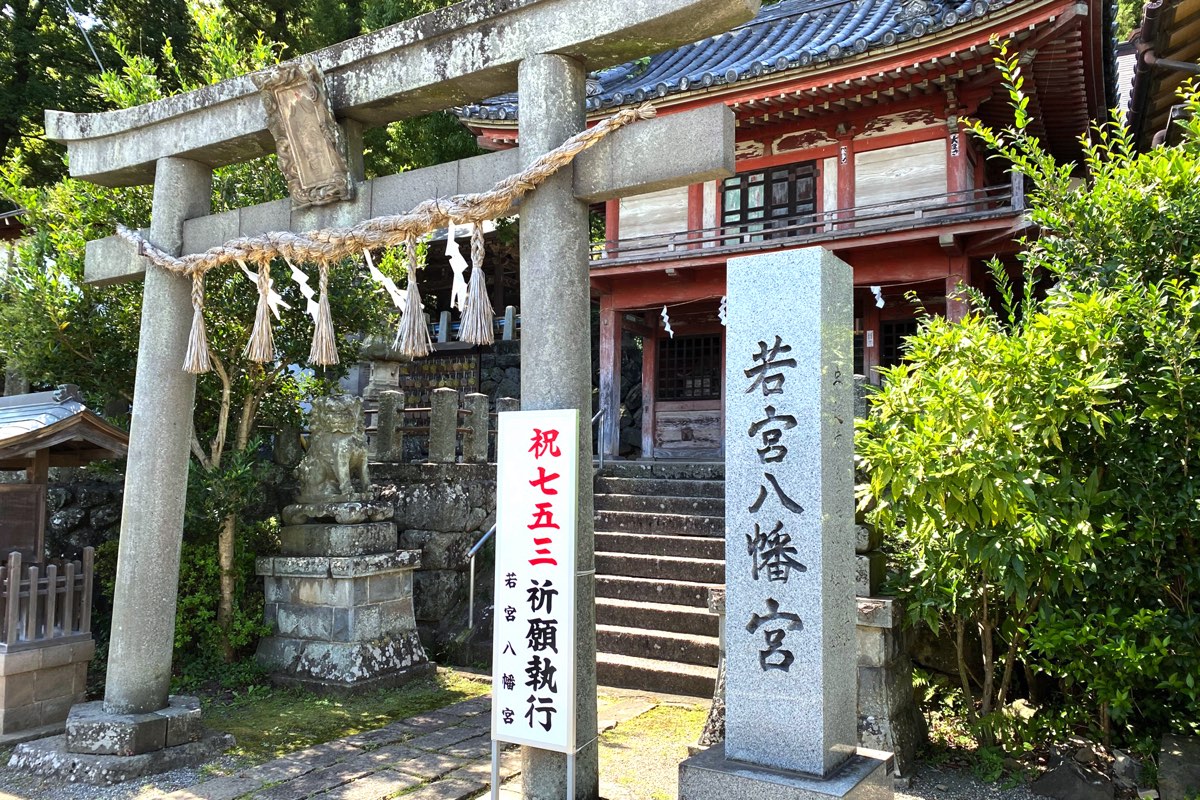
0 0 198 184
858 45 1200 749
1116 0 1146 39
174 458 277 666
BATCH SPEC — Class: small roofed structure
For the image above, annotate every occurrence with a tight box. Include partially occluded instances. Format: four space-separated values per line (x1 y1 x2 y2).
0 385 128 562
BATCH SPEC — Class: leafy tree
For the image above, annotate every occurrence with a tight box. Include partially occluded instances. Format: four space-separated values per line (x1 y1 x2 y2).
0 0 196 185
858 45 1200 747
1 3 393 664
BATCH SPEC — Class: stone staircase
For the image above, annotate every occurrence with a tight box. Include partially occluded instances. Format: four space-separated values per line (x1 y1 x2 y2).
593 461 725 698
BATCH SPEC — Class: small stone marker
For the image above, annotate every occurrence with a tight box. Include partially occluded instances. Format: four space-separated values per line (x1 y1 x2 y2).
679 247 891 799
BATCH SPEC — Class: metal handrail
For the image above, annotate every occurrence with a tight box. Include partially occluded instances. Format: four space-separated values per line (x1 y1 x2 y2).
592 407 606 473
467 523 496 630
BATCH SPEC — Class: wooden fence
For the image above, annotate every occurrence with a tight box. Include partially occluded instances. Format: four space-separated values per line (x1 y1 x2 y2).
0 548 93 648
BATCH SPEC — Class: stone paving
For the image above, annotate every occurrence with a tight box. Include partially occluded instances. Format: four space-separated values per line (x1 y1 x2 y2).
160 693 659 800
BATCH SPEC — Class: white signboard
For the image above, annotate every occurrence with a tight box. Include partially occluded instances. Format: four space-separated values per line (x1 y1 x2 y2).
491 408 578 753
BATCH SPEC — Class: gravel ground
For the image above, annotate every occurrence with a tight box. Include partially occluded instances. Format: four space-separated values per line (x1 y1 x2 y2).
0 752 245 800
898 763 1039 800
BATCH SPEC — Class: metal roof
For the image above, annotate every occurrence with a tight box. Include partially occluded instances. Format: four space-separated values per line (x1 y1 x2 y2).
0 385 128 468
458 0 1021 121
0 386 90 440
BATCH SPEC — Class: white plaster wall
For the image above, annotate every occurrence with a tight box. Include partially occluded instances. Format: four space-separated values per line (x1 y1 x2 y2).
619 186 689 240
855 139 946 207
822 156 838 215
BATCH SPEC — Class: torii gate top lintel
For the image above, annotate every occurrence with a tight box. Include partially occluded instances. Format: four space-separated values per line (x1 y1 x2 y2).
45 0 759 188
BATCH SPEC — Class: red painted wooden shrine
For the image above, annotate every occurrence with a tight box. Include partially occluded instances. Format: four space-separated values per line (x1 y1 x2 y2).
461 0 1115 458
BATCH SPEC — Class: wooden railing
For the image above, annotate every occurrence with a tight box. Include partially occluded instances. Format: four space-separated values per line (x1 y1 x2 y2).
430 304 520 344
1 548 93 649
591 184 1019 265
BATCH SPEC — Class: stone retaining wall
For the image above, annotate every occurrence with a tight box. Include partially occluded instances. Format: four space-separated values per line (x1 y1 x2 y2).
0 638 94 744
0 470 125 560
373 463 497 663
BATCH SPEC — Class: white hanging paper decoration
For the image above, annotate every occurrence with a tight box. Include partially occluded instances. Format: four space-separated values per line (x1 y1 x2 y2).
363 249 408 310
661 305 674 339
238 259 290 319
718 295 728 327
285 258 320 321
870 285 885 309
446 221 471 312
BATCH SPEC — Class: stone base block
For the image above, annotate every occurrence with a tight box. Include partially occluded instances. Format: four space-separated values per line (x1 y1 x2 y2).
7 730 233 785
279 521 397 557
855 598 926 778
1160 733 1200 800
0 637 94 737
679 744 893 800
256 631 432 694
65 696 204 756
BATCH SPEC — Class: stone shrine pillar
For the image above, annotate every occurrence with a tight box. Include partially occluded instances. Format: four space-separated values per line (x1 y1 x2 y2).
517 52 600 800
679 247 891 800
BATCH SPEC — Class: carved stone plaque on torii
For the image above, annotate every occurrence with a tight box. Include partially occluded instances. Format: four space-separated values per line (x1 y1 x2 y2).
39 0 759 794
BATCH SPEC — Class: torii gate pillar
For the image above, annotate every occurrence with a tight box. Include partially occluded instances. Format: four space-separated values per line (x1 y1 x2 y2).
517 53 598 799
104 158 210 715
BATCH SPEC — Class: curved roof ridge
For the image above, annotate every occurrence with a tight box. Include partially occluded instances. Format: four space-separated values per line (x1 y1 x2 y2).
458 0 1034 121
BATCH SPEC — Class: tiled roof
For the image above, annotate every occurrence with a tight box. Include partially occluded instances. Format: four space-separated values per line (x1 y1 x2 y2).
459 0 1020 121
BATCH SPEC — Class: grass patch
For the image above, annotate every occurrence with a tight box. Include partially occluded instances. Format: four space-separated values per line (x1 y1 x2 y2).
202 668 489 764
599 703 707 800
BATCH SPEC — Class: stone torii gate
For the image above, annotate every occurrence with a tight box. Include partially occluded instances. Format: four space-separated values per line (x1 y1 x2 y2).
40 0 758 794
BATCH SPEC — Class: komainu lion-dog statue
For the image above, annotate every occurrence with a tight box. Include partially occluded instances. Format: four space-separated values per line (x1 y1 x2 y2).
296 395 371 504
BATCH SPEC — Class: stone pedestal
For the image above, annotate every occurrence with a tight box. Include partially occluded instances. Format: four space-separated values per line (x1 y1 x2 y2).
856 598 926 778
255 530 431 693
0 638 93 746
9 694 232 784
681 745 891 800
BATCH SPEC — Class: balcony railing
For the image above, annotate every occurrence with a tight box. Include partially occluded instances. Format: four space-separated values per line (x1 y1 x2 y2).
591 184 1020 265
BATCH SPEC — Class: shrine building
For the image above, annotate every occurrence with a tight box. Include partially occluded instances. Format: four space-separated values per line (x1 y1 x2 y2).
457 0 1115 460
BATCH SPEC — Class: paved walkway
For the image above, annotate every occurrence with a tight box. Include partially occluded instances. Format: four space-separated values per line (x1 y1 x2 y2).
163 694 659 800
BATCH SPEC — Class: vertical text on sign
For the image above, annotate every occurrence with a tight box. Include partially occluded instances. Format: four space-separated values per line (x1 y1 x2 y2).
491 409 579 754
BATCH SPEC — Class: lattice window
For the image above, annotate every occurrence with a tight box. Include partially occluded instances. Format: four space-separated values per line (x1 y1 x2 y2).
657 334 722 401
880 319 919 370
722 162 817 242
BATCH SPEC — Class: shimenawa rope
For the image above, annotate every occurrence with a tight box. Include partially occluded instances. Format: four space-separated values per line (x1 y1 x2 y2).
116 103 655 368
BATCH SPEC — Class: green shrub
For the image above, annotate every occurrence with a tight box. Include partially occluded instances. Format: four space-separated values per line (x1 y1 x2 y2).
858 47 1200 746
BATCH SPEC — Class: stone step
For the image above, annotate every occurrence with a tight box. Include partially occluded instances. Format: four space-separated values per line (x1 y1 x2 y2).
593 477 725 499
596 624 719 667
596 597 719 637
597 652 717 698
595 552 725 584
595 510 724 537
594 493 725 517
595 575 717 608
598 461 725 481
595 531 724 560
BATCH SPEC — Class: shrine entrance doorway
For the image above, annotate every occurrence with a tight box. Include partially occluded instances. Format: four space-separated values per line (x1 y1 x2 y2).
647 304 725 460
